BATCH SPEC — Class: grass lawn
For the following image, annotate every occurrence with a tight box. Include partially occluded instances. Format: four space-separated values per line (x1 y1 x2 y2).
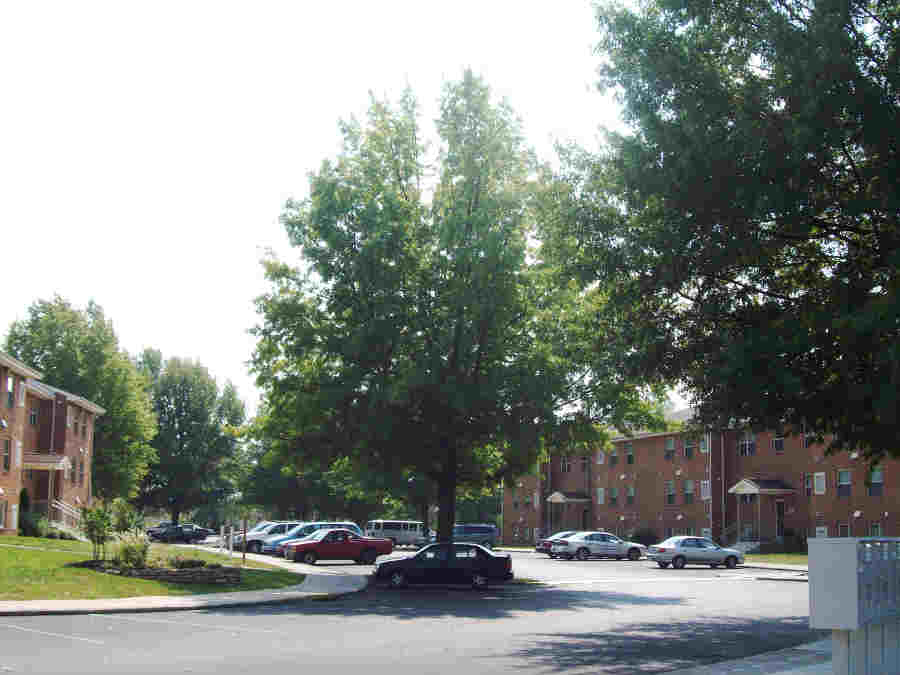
0 537 306 601
744 552 809 566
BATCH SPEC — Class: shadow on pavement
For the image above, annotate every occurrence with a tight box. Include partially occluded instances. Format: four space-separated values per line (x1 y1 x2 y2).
502 616 826 674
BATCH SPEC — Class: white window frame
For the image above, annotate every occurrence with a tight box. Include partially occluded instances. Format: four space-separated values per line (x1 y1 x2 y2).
596 487 605 505
701 479 711 500
699 436 709 454
869 522 882 537
16 378 25 407
739 431 756 456
813 472 826 495
561 456 571 473
609 487 619 504
0 500 6 528
771 436 784 454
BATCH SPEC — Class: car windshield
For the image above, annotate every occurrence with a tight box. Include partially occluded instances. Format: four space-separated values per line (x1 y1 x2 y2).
657 537 680 546
308 529 332 541
551 531 575 539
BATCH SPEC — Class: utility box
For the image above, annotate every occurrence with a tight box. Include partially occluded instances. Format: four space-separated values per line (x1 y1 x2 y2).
809 538 900 675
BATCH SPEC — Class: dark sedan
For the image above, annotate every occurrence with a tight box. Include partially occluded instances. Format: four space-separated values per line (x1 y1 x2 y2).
374 543 513 589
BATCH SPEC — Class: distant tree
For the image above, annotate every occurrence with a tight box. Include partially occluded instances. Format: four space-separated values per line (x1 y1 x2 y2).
541 0 900 462
4 297 157 498
137 351 245 524
252 72 663 543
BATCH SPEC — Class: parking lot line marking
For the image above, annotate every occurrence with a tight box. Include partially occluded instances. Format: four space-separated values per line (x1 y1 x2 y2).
0 624 105 645
539 575 758 585
87 613 289 636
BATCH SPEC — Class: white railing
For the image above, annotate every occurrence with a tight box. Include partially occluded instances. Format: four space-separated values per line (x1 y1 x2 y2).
51 499 82 529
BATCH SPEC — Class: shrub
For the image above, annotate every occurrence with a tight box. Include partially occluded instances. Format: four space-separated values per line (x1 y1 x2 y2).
19 488 30 513
110 498 143 533
19 512 50 538
112 530 151 569
168 555 206 569
81 505 113 560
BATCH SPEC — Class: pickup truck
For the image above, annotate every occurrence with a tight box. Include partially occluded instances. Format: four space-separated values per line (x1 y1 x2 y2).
284 528 393 565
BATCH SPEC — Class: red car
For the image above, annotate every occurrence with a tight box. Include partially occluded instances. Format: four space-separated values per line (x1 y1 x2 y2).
535 530 578 557
284 528 393 565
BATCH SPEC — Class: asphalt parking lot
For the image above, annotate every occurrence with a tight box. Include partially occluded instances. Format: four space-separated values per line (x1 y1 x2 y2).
0 549 822 675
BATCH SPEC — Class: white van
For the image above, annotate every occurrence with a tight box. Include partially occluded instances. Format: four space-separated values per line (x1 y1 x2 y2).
365 519 426 546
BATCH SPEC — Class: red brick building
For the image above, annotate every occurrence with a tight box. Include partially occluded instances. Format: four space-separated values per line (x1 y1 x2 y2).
502 422 897 547
0 351 104 535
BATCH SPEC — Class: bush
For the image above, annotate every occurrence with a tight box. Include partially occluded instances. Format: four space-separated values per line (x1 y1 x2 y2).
110 498 143 533
19 488 30 513
168 554 206 569
81 505 113 560
19 512 50 538
630 527 660 547
112 530 151 569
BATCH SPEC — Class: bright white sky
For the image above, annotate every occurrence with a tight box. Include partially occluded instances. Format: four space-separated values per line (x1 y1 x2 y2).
1 1 645 416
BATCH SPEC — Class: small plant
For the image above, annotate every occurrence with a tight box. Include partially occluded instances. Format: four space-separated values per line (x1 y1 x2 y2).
168 554 206 569
19 512 50 538
110 498 143 532
81 505 113 560
112 530 151 569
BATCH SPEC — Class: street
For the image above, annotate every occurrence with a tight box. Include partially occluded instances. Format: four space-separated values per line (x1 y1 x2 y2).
0 552 822 674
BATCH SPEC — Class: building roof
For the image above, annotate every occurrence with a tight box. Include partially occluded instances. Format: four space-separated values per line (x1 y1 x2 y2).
0 351 43 380
26 379 106 415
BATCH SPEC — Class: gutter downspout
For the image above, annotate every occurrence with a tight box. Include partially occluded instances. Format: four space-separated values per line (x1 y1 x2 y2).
721 431 726 542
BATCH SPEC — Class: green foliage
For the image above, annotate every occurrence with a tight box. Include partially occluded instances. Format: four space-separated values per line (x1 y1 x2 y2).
4 297 158 498
136 351 246 524
542 0 900 462
252 73 663 542
168 555 206 569
19 512 49 538
112 530 151 569
80 505 113 560
109 498 142 532
18 488 30 513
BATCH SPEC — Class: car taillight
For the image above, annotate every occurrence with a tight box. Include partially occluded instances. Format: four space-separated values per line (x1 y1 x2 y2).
656 548 667 552
506 556 511 571
557 540 569 545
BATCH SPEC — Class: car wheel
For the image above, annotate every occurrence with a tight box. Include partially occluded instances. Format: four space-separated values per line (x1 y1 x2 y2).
361 548 377 565
389 570 406 589
725 556 738 569
302 551 317 565
709 563 719 569
627 548 641 561
548 554 556 559
472 573 489 589
563 554 574 560
576 547 590 561
657 561 670 568
672 555 686 569
615 556 622 560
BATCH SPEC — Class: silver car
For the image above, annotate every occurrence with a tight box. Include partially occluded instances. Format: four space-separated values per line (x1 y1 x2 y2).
550 531 647 561
647 536 744 569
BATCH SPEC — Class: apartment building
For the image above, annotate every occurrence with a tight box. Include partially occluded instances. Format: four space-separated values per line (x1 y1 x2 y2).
0 351 104 536
502 422 897 547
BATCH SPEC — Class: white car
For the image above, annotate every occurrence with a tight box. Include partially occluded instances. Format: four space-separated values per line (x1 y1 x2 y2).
647 536 744 569
550 531 647 561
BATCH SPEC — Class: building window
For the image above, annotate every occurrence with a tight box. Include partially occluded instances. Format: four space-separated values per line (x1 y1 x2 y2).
6 376 14 409
29 407 38 426
82 416 88 438
664 480 675 505
664 438 675 461
804 473 813 496
683 437 695 459
700 479 711 501
625 442 634 465
683 480 694 504
869 522 882 537
596 487 605 505
0 500 6 528
771 436 784 454
814 472 826 495
738 431 756 456
699 436 709 454
609 487 619 506
580 455 589 472
665 527 674 538
1 440 9 472
868 466 884 497
561 456 571 473
596 450 605 464
609 448 619 466
67 406 73 428
838 523 850 537
837 470 852 497
802 428 816 448
626 485 635 505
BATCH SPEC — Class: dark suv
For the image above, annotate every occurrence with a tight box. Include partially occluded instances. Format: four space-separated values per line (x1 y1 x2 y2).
451 524 498 548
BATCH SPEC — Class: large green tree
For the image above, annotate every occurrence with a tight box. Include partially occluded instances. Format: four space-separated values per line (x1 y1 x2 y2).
4 297 157 498
542 0 899 462
137 351 246 524
252 72 662 542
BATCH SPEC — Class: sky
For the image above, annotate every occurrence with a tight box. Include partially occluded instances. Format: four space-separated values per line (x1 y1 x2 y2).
1 1 651 416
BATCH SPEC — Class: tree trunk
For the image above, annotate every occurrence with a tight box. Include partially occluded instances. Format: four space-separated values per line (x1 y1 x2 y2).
436 440 457 542
419 499 430 542
170 508 180 525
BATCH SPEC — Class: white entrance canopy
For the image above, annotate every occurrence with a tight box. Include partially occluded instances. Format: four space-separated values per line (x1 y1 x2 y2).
23 453 71 472
546 491 591 503
728 478 795 495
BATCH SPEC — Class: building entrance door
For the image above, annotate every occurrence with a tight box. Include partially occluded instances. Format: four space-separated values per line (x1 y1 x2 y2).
775 500 785 538
582 509 589 530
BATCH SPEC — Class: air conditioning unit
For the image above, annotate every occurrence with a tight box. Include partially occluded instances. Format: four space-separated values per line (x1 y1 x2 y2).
675 469 682 476
620 474 626 480
850 451 859 459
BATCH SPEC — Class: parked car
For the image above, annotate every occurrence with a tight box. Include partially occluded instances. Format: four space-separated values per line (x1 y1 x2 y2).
535 530 577 557
450 523 499 547
234 521 302 553
647 536 744 569
550 531 647 561
283 528 393 565
374 542 513 589
149 523 207 544
364 520 426 547
146 521 173 538
270 521 363 555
